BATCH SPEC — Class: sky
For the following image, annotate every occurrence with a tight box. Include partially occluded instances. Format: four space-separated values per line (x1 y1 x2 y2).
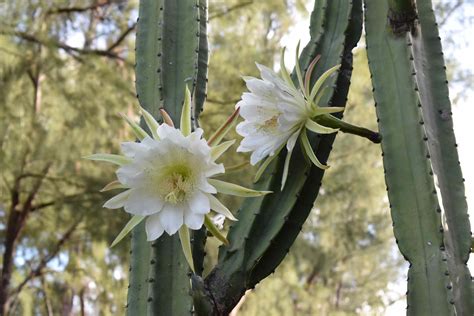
281 2 473 315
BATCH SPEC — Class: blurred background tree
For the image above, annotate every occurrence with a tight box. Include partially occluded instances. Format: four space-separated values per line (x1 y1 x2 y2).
0 0 470 315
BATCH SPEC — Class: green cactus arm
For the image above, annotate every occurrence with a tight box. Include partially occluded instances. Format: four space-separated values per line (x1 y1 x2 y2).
364 0 454 314
410 0 472 313
297 0 327 74
161 0 200 121
147 235 194 315
248 0 363 285
147 1 200 315
135 0 164 119
126 0 166 312
244 0 353 274
193 1 358 314
126 221 151 316
134 0 202 315
194 0 209 121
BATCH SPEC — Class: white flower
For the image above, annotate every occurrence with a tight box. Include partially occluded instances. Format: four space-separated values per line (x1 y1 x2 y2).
105 124 225 240
236 44 345 189
87 87 270 271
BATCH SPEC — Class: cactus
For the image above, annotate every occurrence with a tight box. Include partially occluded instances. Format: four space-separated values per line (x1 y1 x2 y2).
364 0 471 314
122 0 471 314
130 0 201 314
410 1 472 313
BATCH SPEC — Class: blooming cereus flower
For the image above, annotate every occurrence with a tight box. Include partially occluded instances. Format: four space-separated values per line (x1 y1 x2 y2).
236 43 375 189
87 87 269 271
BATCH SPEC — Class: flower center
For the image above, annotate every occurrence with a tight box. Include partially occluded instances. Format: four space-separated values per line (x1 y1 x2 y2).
260 115 280 133
158 164 195 204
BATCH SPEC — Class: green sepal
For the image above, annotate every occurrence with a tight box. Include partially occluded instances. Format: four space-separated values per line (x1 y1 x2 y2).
178 226 195 272
111 215 145 248
204 214 229 245
180 86 192 136
208 179 271 197
85 154 131 166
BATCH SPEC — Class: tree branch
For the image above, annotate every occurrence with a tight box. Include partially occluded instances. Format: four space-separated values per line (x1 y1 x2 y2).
209 1 254 20
0 30 127 61
7 219 82 304
46 0 113 15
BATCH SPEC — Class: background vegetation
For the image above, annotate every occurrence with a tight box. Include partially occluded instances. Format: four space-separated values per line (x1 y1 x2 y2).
0 0 470 315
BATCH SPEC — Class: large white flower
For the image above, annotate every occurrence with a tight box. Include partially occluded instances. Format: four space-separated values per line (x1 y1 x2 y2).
236 45 344 189
87 88 269 271
105 124 225 240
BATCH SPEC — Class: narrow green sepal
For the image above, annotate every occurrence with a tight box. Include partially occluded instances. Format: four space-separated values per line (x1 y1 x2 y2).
253 144 285 183
306 118 339 134
208 179 271 197
204 215 229 245
300 129 329 169
180 86 192 136
85 154 131 166
280 47 297 91
100 180 126 192
110 215 145 248
295 41 305 92
178 226 195 272
208 194 237 221
309 64 341 102
139 106 160 139
120 113 148 141
210 140 235 161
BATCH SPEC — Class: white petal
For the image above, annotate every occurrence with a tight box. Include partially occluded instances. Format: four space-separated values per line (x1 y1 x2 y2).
256 63 297 96
188 191 211 214
204 162 225 177
120 141 147 158
187 128 204 142
159 204 184 235
145 213 165 241
184 211 205 230
103 190 131 209
116 165 146 187
124 188 164 216
157 124 186 145
197 178 217 194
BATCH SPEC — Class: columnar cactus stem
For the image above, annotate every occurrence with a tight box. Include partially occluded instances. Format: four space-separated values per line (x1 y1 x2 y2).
364 0 454 314
410 0 472 313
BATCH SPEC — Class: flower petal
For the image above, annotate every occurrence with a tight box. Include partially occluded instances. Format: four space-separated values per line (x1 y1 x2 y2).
146 213 165 241
124 189 164 216
281 130 300 190
184 210 205 230
188 191 211 215
103 190 131 209
159 204 184 235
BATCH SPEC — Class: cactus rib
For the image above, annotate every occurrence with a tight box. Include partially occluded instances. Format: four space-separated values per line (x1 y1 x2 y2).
126 221 151 315
410 0 472 313
364 0 454 314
